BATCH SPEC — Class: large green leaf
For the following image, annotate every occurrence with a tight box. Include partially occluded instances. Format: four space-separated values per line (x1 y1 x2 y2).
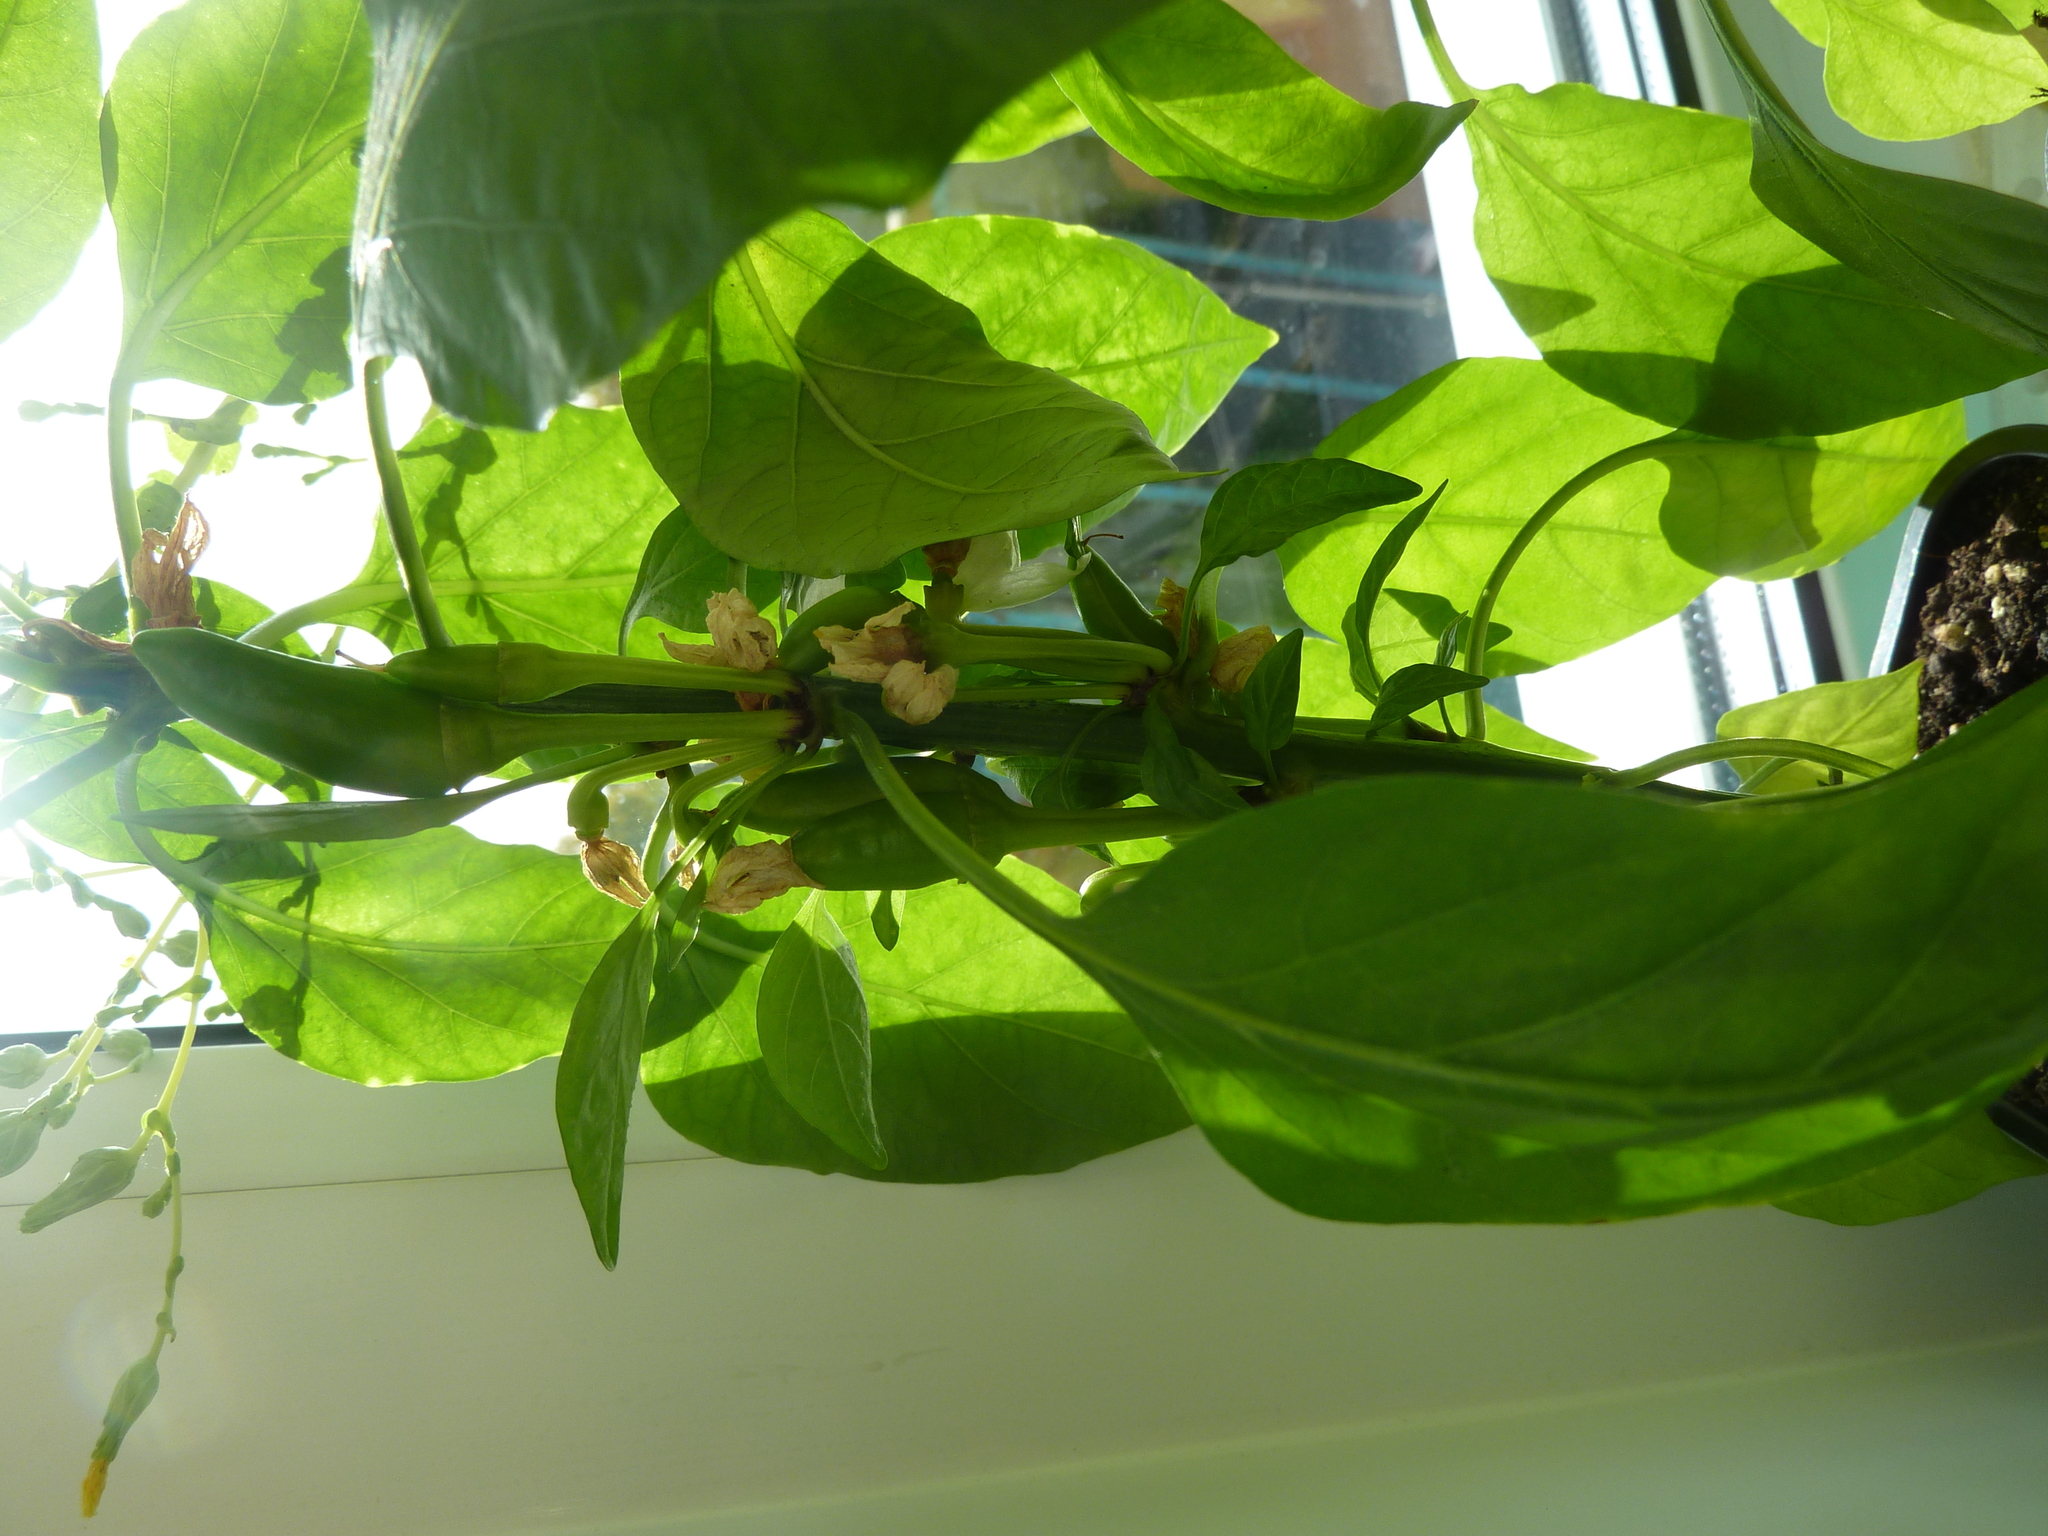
1718 664 1921 794
757 891 887 1169
0 0 99 341
1457 79 2037 434
104 0 366 403
1055 0 1470 220
642 862 1189 1180
4 728 233 863
337 405 675 654
1067 677 2048 1159
196 828 631 1083
1283 359 1958 681
622 211 1196 577
1773 1110 2045 1225
1196 458 1420 587
557 915 657 1269
352 0 1167 427
872 214 1274 455
1704 0 2048 360
955 74 1087 164
1768 0 2048 141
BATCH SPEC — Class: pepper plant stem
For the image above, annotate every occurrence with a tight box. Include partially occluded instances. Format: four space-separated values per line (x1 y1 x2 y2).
364 357 454 651
1598 737 1892 790
0 701 178 832
107 368 144 631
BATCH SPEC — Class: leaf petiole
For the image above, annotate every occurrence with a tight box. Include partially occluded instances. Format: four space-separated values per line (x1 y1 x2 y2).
1596 736 1893 791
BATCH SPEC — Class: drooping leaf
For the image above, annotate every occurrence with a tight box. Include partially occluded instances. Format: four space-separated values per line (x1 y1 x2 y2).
1067 676 2048 1160
0 0 100 341
623 210 1198 576
1718 664 1921 794
1457 80 2037 433
556 914 657 1268
1705 1 2048 360
1767 0 2048 141
755 891 886 1169
1239 629 1303 760
1341 485 1445 700
1197 457 1420 588
353 0 1167 426
1055 0 1472 220
956 73 1087 163
121 779 526 843
1139 702 1245 819
1369 663 1487 733
105 0 367 402
1774 1109 2045 1225
336 405 675 654
872 214 1275 454
1283 358 1962 682
642 864 1187 1179
5 729 234 862
197 827 632 1083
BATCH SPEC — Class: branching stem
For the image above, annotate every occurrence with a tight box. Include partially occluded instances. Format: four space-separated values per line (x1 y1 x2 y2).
364 357 453 651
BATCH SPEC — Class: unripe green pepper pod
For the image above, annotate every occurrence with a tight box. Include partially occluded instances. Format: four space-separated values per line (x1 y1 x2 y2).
1069 544 1179 657
921 619 1171 683
777 586 907 674
385 641 794 704
741 755 1009 835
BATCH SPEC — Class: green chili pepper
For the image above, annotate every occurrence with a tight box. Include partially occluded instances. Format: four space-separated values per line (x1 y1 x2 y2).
385 641 795 703
1069 544 1178 657
920 619 1171 683
789 796 1206 892
131 629 794 797
776 586 907 675
741 755 1007 834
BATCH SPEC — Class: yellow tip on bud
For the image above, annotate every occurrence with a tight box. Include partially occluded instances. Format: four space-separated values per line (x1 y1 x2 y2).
579 837 652 908
1210 625 1277 693
82 1458 109 1518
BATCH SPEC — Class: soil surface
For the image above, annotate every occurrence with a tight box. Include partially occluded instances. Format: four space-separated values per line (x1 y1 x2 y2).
1913 459 2048 749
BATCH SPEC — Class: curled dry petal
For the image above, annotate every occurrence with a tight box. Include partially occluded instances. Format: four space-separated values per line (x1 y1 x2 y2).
659 635 722 665
703 839 821 915
131 500 209 629
1156 578 1187 638
706 589 778 671
820 600 922 682
580 837 652 908
1210 625 1277 693
883 660 959 725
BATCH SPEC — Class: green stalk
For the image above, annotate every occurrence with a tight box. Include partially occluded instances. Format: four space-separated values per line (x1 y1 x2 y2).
1597 737 1892 790
924 623 1170 682
1408 0 1476 101
0 583 43 624
363 357 453 651
0 643 72 693
107 366 145 631
0 701 176 831
1697 0 1805 123
1460 442 1665 738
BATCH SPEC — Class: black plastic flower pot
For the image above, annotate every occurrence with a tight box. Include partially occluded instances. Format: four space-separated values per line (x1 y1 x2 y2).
1874 424 2048 1157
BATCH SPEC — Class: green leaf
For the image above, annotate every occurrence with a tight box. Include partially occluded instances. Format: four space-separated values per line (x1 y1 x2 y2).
1240 629 1303 758
1718 664 1921 794
353 0 1166 426
1768 0 2048 141
556 914 657 1269
0 0 99 341
338 405 676 654
105 0 367 402
1774 1109 2046 1224
1342 485 1445 700
19 1145 143 1233
1068 676 2048 1160
641 864 1188 1180
617 506 782 653
1139 701 1246 819
5 729 234 862
1706 2 2048 360
624 211 1197 577
870 888 905 951
1369 663 1487 733
1055 0 1472 220
1284 358 1962 683
872 214 1275 455
1197 457 1420 588
1459 81 2037 434
122 780 526 844
756 891 886 1169
198 828 632 1083
956 74 1087 163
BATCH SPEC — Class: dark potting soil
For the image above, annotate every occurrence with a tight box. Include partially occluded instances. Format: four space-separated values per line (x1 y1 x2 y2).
1913 458 2048 750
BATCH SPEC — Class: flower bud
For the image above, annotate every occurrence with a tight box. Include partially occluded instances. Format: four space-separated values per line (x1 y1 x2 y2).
1210 625 1277 693
819 601 922 682
0 1080 75 1178
82 1353 161 1515
130 499 208 629
0 1040 50 1090
882 661 959 725
579 837 652 908
97 1028 152 1070
703 840 821 915
20 1143 145 1233
1156 578 1187 636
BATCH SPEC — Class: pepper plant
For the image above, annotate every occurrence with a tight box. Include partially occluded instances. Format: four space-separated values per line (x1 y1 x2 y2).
5 0 2048 1516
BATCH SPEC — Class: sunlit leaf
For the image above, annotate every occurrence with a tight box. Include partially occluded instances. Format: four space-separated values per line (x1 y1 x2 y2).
0 0 100 341
557 916 657 1268
757 891 886 1168
1774 1109 2045 1225
1718 664 1921 794
5 729 233 863
956 74 1086 163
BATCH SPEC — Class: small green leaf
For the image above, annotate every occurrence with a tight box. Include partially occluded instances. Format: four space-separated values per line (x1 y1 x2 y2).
1197 458 1420 589
159 931 201 968
20 1144 144 1233
0 0 100 341
1369 663 1488 734
1775 1111 2046 1225
617 506 782 653
956 74 1087 164
1342 485 1446 700
1139 702 1245 820
624 210 1197 576
1056 0 1472 220
1718 664 1921 794
870 889 905 953
1240 629 1304 761
555 914 658 1269
756 892 886 1170
125 782 527 844
68 576 127 637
